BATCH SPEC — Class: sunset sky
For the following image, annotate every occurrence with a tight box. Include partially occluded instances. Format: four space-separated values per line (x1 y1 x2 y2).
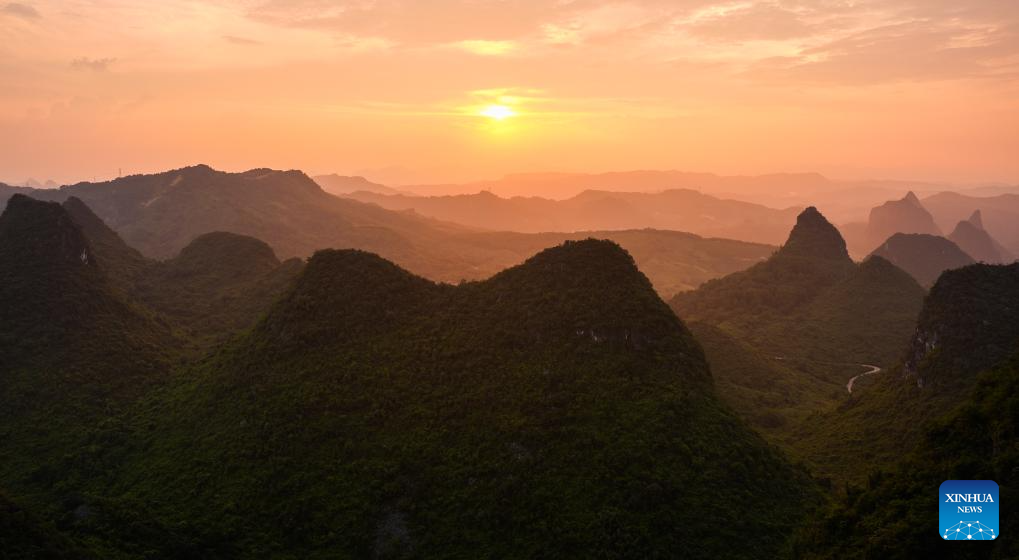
2 1 1018 185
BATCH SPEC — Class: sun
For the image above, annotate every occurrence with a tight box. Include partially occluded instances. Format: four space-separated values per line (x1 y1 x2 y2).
479 104 516 121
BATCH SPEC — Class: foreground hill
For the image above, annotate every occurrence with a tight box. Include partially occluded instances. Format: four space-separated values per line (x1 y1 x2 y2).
805 357 1019 559
347 188 799 245
1 166 774 297
869 233 975 287
88 240 819 558
0 195 177 501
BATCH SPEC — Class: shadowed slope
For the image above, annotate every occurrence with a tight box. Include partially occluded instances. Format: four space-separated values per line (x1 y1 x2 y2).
869 233 975 287
110 239 818 559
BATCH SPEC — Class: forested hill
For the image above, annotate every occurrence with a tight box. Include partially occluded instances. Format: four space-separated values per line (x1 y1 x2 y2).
98 239 820 559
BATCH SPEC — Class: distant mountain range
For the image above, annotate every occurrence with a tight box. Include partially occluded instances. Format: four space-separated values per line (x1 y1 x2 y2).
312 173 403 196
923 191 1019 254
0 165 775 297
347 188 800 246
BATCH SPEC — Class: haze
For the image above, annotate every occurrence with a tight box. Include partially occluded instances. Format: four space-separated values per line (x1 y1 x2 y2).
2 0 1019 187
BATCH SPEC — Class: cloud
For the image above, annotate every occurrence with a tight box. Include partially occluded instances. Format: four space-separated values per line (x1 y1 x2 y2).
247 0 558 43
750 20 1019 84
1 2 39 19
70 57 116 72
223 35 263 46
685 2 815 42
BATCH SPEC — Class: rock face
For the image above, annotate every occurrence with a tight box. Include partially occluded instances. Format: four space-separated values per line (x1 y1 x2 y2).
779 206 851 261
867 191 942 248
948 210 1013 264
902 262 1019 389
869 233 975 287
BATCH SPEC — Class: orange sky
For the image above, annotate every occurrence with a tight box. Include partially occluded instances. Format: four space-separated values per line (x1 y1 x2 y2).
2 1 1018 186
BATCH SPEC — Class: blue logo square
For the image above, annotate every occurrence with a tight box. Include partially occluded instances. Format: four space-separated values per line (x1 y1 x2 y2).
940 480 999 541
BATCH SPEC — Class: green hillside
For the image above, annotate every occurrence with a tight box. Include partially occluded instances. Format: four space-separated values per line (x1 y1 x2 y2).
91 240 820 559
775 256 924 369
671 207 856 337
59 195 303 345
670 208 925 464
795 353 1019 559
0 195 176 512
792 262 1019 484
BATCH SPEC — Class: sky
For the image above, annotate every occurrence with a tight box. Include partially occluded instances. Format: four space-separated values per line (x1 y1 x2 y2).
2 0 1018 186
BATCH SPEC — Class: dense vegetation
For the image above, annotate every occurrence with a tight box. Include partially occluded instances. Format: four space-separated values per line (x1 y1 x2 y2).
90 240 818 558
4 189 1015 559
671 207 857 337
0 195 177 536
794 352 1019 559
670 208 925 466
0 195 822 559
792 262 1019 485
0 490 88 559
60 195 302 346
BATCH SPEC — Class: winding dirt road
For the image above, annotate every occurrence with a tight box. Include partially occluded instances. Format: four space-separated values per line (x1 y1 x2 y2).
773 356 883 394
846 364 882 394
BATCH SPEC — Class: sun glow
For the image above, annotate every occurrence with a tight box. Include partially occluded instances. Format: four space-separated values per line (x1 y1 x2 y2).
479 105 517 121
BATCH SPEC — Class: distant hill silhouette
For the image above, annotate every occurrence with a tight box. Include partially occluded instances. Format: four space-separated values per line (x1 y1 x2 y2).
866 191 941 248
948 210 1013 264
313 173 401 196
922 191 1019 255
869 233 975 287
0 165 776 298
347 188 800 245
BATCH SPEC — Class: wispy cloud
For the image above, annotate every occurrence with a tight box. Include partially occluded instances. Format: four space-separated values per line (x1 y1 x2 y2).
1 2 39 20
70 57 116 72
223 35 263 46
